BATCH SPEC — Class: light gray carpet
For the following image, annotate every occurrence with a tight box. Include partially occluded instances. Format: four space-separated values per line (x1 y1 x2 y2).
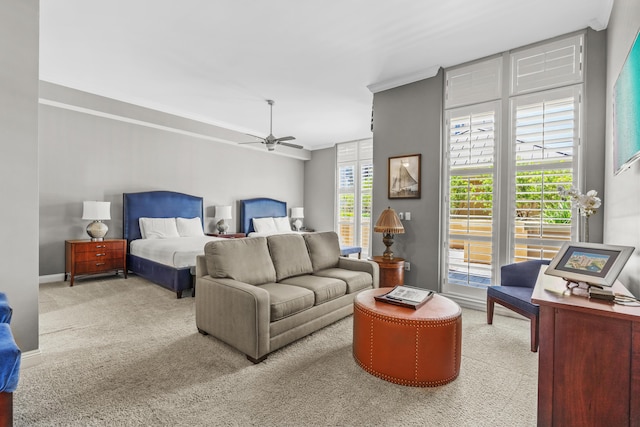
15 276 538 426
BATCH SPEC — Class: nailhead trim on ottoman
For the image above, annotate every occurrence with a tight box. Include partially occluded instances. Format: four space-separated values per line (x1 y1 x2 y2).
353 288 462 387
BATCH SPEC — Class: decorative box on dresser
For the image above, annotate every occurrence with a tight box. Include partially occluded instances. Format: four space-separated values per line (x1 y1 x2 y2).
65 239 127 286
531 267 640 427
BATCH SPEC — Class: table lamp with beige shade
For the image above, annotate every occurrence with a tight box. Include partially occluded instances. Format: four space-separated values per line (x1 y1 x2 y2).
374 207 404 259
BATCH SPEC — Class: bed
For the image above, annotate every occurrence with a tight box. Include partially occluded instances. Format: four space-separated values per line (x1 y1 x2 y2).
123 191 222 298
240 197 288 235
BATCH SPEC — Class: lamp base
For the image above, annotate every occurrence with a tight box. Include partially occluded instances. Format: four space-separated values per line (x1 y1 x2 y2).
382 232 395 259
216 219 228 234
86 220 108 241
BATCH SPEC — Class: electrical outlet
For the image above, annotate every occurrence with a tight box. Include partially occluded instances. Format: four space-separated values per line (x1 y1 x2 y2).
405 262 411 271
405 212 411 220
398 212 404 220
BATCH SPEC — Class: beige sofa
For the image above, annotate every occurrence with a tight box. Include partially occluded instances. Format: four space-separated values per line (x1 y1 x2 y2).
195 231 379 362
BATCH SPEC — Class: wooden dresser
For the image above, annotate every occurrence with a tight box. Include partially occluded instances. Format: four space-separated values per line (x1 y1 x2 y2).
65 239 127 286
531 267 640 426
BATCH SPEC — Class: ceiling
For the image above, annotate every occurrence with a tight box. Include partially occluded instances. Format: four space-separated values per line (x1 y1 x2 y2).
39 0 613 151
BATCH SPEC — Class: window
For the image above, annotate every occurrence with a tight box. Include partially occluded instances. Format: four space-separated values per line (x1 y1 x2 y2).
337 139 373 256
442 33 584 296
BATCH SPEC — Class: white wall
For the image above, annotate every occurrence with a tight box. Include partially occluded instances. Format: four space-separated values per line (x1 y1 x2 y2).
604 0 640 295
39 83 306 275
0 0 39 352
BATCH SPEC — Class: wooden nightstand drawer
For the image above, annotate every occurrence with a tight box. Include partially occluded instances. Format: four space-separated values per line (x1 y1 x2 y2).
65 239 127 286
74 259 123 275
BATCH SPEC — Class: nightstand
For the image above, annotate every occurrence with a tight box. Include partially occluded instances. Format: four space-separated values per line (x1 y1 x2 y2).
65 239 127 286
206 233 246 239
370 256 405 287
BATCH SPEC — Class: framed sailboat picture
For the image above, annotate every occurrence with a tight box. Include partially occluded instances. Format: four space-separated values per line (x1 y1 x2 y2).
388 154 421 199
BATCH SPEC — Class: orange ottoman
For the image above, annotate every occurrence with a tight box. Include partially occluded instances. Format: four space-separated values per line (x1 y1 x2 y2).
353 288 462 387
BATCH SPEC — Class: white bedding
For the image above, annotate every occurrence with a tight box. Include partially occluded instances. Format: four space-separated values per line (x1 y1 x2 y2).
129 236 224 268
247 231 307 238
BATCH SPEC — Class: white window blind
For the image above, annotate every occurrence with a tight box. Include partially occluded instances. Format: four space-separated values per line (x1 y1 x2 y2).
445 101 499 288
445 57 502 109
442 32 585 296
511 86 581 261
510 34 583 95
336 140 373 256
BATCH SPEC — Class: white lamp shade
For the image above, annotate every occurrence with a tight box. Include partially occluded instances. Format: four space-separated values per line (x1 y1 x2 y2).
215 205 233 219
291 207 304 219
82 201 111 220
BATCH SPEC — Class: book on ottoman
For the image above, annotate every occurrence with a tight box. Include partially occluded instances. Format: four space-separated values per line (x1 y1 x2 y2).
374 285 434 309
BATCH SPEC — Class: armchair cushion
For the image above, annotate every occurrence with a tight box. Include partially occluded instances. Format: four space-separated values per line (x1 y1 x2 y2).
0 323 20 392
501 259 549 288
487 286 538 316
0 293 11 324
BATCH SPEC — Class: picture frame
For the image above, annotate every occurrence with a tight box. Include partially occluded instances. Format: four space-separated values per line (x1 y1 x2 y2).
388 154 421 199
544 242 635 288
613 29 640 175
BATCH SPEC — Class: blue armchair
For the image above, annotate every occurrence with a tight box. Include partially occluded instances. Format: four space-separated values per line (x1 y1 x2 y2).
0 292 20 427
486 260 549 352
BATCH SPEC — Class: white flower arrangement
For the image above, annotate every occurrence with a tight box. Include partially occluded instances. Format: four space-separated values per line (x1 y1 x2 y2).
557 185 602 217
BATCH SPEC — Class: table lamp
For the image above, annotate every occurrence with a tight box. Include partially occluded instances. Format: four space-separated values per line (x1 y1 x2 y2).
215 205 232 234
291 207 304 231
374 207 404 259
82 201 111 241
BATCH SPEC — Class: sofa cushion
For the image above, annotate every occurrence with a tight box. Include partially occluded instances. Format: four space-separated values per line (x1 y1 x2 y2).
267 234 313 281
303 232 341 272
257 282 315 321
280 275 347 305
314 268 372 293
204 237 276 286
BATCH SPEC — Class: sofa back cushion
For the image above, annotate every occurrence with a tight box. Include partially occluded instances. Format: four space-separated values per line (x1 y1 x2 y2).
303 231 341 272
267 234 313 281
204 237 276 285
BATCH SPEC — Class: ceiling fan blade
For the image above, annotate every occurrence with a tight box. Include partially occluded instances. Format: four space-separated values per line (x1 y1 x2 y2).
279 142 303 149
238 141 264 145
274 136 296 142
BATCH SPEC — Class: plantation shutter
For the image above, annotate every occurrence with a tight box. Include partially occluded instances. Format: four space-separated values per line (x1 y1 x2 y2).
445 57 502 109
511 86 581 261
336 140 373 256
445 101 499 287
510 34 583 95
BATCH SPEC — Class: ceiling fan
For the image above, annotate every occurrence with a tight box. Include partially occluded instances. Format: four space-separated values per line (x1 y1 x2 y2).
240 100 303 151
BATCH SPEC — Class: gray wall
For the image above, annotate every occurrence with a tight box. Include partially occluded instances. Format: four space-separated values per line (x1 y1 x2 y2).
0 0 39 352
304 146 336 232
372 71 444 291
604 0 640 295
39 83 306 276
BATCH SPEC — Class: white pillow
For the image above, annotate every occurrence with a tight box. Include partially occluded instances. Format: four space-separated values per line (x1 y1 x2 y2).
176 217 204 237
273 216 292 232
253 217 277 233
139 217 180 239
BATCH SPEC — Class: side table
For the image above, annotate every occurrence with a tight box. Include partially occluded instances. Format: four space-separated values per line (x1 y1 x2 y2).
370 256 405 287
206 233 246 239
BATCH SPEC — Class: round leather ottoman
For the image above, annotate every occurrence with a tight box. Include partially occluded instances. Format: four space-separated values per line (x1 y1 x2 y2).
353 288 462 387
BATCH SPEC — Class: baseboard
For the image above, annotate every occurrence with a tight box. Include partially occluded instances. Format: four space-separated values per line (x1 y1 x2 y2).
20 349 42 368
40 274 65 284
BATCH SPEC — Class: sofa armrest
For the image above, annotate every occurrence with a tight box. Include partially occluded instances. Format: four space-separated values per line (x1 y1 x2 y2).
195 276 270 360
338 258 380 288
195 255 208 278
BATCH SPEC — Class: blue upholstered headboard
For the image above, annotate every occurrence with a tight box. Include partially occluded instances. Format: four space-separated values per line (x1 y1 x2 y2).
123 191 204 248
240 198 287 234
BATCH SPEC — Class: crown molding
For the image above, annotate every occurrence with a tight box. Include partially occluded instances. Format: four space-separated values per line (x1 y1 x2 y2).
367 66 440 94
